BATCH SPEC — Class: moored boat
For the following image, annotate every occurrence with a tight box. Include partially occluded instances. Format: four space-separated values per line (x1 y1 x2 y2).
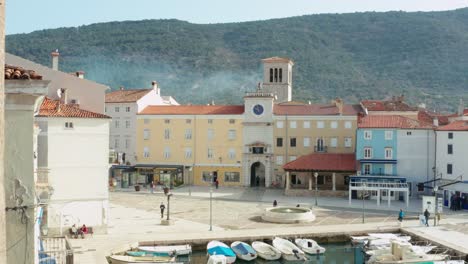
367 241 449 264
251 241 281 260
294 238 326 255
206 255 227 264
107 254 177 264
272 237 306 261
207 241 236 264
230 241 257 261
138 245 192 256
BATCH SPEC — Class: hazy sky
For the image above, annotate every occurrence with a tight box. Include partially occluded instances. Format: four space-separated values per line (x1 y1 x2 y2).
7 0 468 34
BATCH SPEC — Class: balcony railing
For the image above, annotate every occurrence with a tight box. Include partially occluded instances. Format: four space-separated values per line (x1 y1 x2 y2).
314 146 328 153
39 236 74 264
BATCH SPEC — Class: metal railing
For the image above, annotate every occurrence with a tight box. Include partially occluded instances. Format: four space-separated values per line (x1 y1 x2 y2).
350 181 408 189
39 236 74 264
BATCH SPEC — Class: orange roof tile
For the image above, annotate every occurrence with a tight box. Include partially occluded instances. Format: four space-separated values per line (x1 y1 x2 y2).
418 110 450 126
358 115 434 129
436 120 468 131
5 64 42 80
283 153 357 172
139 105 244 115
105 89 151 103
274 104 362 116
37 98 110 119
361 98 417 112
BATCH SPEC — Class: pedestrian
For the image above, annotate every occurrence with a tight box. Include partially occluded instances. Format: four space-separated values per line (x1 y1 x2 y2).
450 194 455 211
256 175 260 187
160 202 166 219
150 181 155 194
424 209 430 227
398 209 405 222
459 195 463 211
462 194 466 210
273 200 278 207
215 179 219 189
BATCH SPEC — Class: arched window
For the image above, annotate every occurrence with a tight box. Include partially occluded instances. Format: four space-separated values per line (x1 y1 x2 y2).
274 68 278 82
279 68 283 83
269 68 273 82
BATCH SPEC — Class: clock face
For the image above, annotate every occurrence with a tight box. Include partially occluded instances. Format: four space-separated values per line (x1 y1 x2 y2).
253 104 264 116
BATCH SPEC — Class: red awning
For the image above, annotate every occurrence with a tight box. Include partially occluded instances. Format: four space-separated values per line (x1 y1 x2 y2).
283 153 357 172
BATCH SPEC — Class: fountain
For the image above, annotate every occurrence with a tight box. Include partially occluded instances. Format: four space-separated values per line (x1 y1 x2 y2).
262 207 316 223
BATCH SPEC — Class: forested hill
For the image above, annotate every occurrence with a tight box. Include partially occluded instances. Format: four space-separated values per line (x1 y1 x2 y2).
7 8 468 110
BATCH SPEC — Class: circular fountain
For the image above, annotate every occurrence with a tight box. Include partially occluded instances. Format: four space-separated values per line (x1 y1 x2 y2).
262 207 316 223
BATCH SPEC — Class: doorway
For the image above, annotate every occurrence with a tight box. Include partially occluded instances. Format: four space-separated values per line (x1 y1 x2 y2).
250 162 265 187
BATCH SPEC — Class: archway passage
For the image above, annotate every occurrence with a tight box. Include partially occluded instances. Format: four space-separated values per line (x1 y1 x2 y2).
250 162 266 187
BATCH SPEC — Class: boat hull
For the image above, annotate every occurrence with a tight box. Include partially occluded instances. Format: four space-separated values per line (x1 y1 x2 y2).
107 255 175 264
138 245 191 256
207 241 236 264
251 241 281 261
272 237 305 261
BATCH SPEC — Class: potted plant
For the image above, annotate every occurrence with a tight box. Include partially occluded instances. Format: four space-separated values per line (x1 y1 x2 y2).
134 185 140 191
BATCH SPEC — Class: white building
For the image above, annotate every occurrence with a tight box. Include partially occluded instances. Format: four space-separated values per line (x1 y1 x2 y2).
105 81 178 164
36 98 111 234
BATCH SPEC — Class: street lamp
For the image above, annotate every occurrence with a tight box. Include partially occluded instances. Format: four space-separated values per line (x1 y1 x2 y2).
314 172 318 206
434 185 439 226
188 166 193 197
209 186 213 231
362 183 367 223
164 188 173 221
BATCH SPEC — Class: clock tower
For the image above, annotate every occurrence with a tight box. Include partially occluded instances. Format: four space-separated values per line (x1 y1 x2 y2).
261 57 294 103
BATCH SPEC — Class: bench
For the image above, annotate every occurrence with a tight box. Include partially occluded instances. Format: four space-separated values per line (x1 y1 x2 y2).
68 227 94 238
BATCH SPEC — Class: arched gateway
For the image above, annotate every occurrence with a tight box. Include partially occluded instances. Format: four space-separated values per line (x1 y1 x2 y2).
250 162 266 187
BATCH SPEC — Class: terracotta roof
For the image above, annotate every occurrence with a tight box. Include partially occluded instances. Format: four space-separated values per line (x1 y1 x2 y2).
358 115 434 129
261 57 294 65
361 98 417 112
418 110 450 126
274 104 362 116
139 105 245 115
5 64 42 80
105 89 151 103
436 120 468 131
283 153 357 172
37 97 110 118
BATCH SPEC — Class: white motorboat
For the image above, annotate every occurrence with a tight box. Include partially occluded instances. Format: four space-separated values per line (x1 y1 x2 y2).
206 255 227 264
107 254 177 264
207 241 236 264
138 245 192 256
251 241 282 260
294 238 326 255
230 241 257 261
366 245 436 257
272 237 306 261
352 233 411 247
367 240 449 264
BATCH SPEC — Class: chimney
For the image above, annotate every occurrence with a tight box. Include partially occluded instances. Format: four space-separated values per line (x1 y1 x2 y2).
119 86 124 91
51 49 60 71
60 88 68 104
152 81 160 94
334 97 344 115
433 117 439 127
76 71 85 79
211 100 215 106
458 98 464 116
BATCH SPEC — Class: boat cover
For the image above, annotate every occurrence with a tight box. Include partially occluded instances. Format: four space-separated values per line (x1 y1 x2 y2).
208 246 236 257
233 243 255 255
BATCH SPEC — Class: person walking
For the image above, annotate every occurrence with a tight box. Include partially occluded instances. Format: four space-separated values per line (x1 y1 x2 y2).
256 175 260 187
398 209 405 222
215 179 219 189
424 209 430 227
160 202 166 219
273 200 278 207
150 181 155 194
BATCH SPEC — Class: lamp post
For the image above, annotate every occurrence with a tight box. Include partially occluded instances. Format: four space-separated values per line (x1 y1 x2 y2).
209 186 213 231
434 185 438 226
362 183 366 223
314 172 318 206
188 166 193 197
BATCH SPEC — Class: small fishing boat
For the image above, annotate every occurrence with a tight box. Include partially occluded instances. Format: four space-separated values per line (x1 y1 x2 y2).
294 238 326 255
107 254 176 264
251 241 281 260
138 245 192 256
206 255 227 264
272 237 306 261
230 241 257 261
367 241 449 264
207 241 236 264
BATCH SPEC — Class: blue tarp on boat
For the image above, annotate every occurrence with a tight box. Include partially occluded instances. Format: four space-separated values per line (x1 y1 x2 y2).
208 246 236 257
233 243 255 255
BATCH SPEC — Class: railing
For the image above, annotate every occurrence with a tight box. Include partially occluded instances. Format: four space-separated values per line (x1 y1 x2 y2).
314 146 328 153
350 181 408 189
39 236 74 264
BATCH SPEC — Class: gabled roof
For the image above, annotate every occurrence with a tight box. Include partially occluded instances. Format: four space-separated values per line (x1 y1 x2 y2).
418 110 450 126
261 57 294 65
105 89 151 103
361 98 417 112
139 105 245 115
283 153 357 172
274 104 362 116
37 98 110 119
358 115 434 129
5 64 42 80
436 120 468 131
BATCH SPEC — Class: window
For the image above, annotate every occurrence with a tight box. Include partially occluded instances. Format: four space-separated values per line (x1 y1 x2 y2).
289 156 297 161
364 147 373 159
364 164 371 175
276 156 284 165
291 174 297 184
185 148 192 159
225 172 240 182
164 129 170 140
229 119 235 124
202 171 213 182
345 121 352 129
385 164 393 175
143 129 150 140
364 130 372 140
317 121 324 128
448 144 453 154
125 138 130 148
279 68 283 82
269 68 273 82
125 106 131 112
447 164 453 175
276 121 284 128
65 122 74 129
344 137 352 147
115 121 120 128
418 183 425 192
207 148 214 159
228 129 236 140
114 138 119 149
406 131 412 136
143 147 150 158
186 119 191 124
252 147 264 154
115 107 119 112
276 137 283 147
144 119 150 124
290 121 297 129
330 121 338 129
164 119 170 124
228 148 236 159
185 129 192 140
290 137 296 147
303 137 310 147
125 120 131 128
303 121 310 128
163 147 170 159
448 132 453 139
385 131 393 140
330 137 338 148
385 148 393 159
315 138 325 152
208 119 213 124
274 68 278 82
105 106 107 113
207 129 214 140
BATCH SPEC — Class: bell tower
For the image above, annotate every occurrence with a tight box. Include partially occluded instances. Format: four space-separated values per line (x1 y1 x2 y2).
261 57 294 103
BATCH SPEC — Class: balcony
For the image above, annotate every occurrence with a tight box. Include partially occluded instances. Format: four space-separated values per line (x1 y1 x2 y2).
314 146 328 153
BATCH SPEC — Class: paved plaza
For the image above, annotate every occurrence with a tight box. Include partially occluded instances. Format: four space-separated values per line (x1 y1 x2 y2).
70 187 468 263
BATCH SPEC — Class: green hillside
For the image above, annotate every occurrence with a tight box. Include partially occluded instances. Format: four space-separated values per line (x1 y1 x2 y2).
7 9 468 110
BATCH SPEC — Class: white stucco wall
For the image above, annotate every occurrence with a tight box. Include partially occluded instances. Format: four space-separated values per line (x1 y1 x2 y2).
435 131 468 182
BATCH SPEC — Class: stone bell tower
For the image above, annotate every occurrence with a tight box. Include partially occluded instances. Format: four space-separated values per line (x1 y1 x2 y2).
261 57 294 103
